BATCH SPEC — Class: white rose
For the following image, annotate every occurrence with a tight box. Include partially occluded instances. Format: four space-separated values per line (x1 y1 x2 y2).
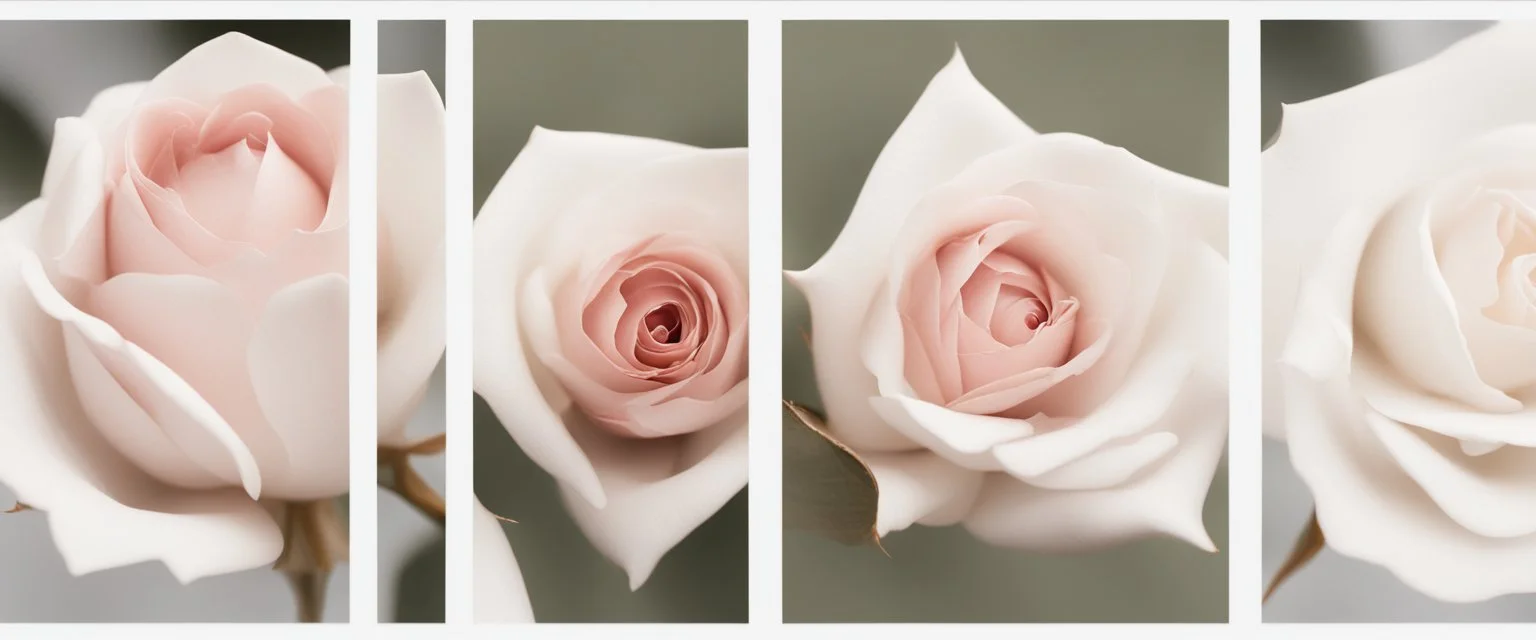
0 33 348 581
790 51 1228 550
1266 22 1536 601
473 129 747 591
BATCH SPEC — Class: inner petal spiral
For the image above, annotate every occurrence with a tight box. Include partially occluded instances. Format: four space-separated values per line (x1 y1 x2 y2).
901 220 1092 417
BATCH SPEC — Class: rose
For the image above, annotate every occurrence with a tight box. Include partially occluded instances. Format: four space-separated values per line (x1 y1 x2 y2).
377 71 445 447
0 33 348 582
790 51 1228 550
1266 22 1536 602
474 497 534 622
474 128 747 588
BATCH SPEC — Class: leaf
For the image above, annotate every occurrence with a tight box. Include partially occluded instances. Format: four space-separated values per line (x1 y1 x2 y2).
782 400 885 553
1264 510 1324 603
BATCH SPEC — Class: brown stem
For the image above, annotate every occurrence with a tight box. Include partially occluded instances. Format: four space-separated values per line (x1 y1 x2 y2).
284 570 328 623
379 447 446 526
1263 510 1325 604
273 500 347 623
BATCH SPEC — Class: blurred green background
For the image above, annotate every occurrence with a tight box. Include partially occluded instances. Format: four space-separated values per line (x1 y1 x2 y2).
781 21 1229 623
471 21 748 623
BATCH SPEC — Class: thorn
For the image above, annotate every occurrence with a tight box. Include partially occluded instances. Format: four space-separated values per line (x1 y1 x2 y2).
5 502 32 513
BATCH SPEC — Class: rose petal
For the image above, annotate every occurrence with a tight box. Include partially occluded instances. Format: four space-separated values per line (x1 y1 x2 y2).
790 49 1035 452
962 381 1223 552
557 410 747 590
37 118 107 258
28 260 263 500
0 203 281 582
1354 347 1536 448
1283 364 1536 602
473 497 535 623
1353 173 1517 412
863 449 986 537
134 33 337 106
1367 410 1536 539
248 274 350 500
377 72 446 443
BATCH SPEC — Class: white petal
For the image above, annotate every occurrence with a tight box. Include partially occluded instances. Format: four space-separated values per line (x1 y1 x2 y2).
1367 411 1536 539
473 498 535 623
36 118 106 260
1263 22 1536 438
0 203 281 581
249 274 350 500
1352 172 1515 412
1283 364 1536 602
869 395 1030 472
377 72 445 443
543 147 747 282
1353 347 1536 447
136 32 337 106
963 383 1225 552
863 450 985 537
558 412 747 590
792 49 1034 452
474 128 697 509
327 66 350 89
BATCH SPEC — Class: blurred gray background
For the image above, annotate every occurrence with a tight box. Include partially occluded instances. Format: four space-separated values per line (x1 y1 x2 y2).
782 21 1228 623
0 21 348 622
472 21 748 623
378 20 446 624
1261 20 1536 623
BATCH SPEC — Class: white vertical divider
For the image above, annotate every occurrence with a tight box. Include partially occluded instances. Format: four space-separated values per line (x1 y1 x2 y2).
746 16 784 626
443 16 476 626
1228 16 1262 627
348 17 381 626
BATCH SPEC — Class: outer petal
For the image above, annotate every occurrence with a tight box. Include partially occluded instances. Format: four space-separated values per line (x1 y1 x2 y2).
558 411 747 590
0 202 282 582
864 449 985 537
473 498 535 623
377 72 445 443
249 274 350 500
962 383 1225 552
473 128 696 508
136 32 337 106
1283 365 1536 602
1263 22 1536 438
790 49 1034 451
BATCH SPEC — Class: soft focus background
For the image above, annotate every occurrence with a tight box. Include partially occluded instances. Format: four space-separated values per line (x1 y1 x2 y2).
1261 20 1536 623
0 21 349 622
472 21 748 622
378 20 446 624
782 21 1228 623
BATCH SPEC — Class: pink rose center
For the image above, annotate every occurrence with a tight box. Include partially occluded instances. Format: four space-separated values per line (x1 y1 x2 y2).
900 221 1095 418
550 234 747 439
644 303 684 344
